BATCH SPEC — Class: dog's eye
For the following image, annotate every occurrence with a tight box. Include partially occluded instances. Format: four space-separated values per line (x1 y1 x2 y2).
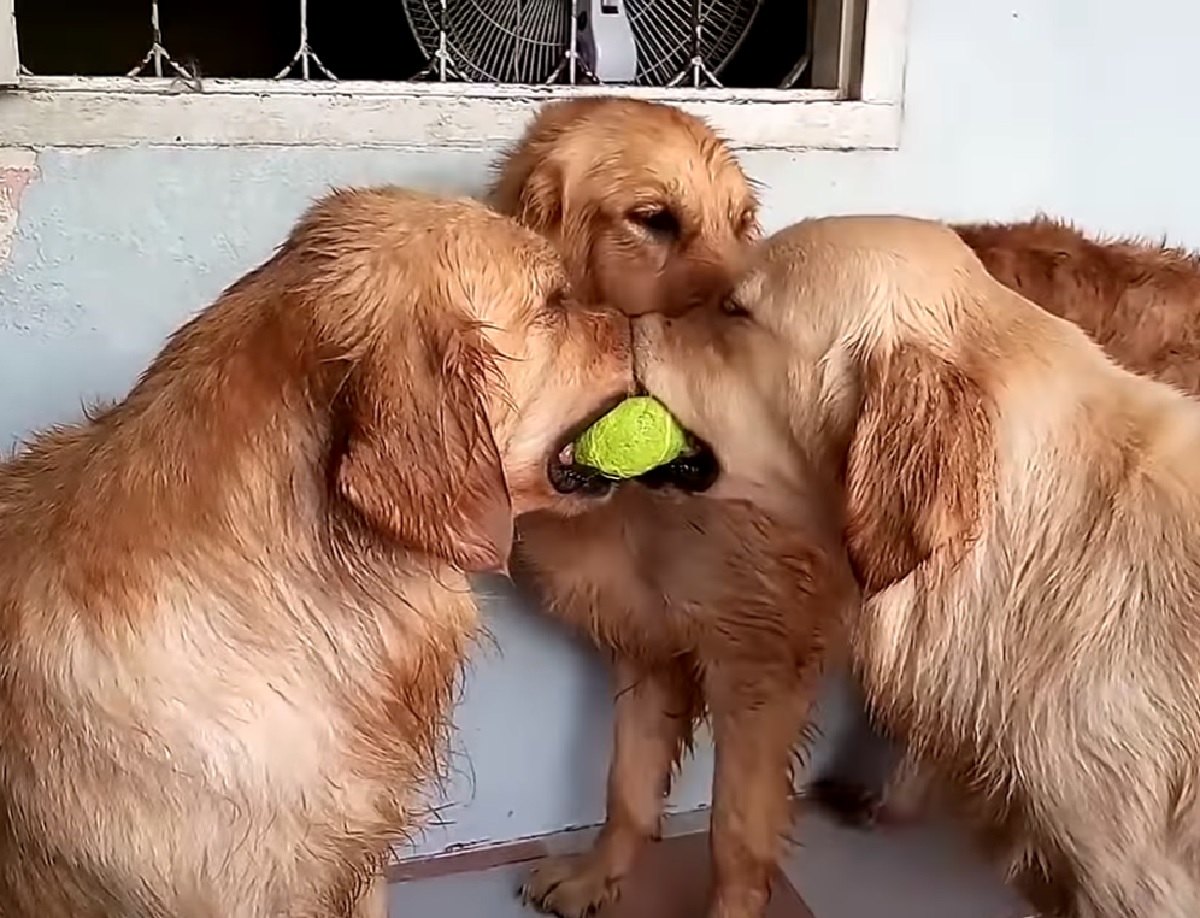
630 208 680 239
721 299 751 319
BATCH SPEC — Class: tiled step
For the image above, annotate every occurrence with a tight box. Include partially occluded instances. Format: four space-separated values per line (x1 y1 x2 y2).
390 832 812 917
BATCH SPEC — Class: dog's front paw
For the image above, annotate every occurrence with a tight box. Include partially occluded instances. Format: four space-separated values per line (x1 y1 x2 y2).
519 855 622 918
707 889 770 918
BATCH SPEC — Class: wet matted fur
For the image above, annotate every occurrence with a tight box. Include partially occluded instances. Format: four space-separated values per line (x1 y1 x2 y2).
636 215 1200 918
0 187 634 918
491 97 855 918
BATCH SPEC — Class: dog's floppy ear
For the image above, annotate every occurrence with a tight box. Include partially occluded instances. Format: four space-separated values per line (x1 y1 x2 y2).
844 343 993 596
513 158 564 236
490 145 564 238
494 151 603 301
335 320 513 574
510 157 595 262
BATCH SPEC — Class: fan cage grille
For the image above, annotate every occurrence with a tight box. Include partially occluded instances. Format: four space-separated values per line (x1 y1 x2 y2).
403 0 762 86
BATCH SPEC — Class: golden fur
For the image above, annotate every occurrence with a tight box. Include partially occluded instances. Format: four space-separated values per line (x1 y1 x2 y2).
0 187 633 918
817 216 1200 828
635 214 1200 918
490 96 758 318
961 215 1200 397
491 97 854 918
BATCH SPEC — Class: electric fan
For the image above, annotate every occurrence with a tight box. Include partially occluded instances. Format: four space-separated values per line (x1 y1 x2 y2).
401 0 765 86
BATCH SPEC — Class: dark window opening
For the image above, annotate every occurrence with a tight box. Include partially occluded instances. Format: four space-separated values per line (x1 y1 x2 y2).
15 0 824 91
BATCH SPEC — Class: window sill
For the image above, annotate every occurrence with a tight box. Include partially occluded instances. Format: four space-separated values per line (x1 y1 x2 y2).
0 78 902 152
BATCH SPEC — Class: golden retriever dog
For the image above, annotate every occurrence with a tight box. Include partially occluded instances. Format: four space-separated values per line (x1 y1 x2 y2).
635 214 1200 918
816 215 1200 827
490 97 855 918
0 187 634 918
490 96 757 318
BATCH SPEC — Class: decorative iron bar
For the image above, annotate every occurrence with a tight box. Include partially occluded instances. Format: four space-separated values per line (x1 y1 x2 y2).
128 0 192 79
775 0 816 89
276 0 335 80
545 2 596 85
667 0 722 88
409 0 464 82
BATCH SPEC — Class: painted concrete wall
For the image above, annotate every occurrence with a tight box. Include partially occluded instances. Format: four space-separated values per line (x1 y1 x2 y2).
1 0 1199 855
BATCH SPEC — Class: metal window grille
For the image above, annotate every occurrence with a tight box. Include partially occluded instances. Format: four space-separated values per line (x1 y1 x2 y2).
9 0 864 93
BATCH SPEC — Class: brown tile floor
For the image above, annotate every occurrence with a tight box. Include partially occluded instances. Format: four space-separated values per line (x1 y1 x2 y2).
595 832 815 918
387 808 1034 918
389 831 813 918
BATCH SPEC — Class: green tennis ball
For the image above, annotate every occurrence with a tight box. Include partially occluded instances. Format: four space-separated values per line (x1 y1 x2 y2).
574 396 687 479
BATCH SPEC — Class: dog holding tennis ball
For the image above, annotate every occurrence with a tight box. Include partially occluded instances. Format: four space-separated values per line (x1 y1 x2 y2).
551 395 716 495
571 396 689 478
499 97 853 918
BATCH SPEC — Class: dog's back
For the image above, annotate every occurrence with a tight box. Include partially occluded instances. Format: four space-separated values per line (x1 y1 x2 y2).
0 205 476 918
958 215 1200 396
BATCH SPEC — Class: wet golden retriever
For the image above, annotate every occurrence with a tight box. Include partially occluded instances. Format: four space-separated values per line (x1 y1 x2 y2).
491 98 855 918
635 214 1200 918
818 215 1200 827
0 187 634 918
491 96 756 318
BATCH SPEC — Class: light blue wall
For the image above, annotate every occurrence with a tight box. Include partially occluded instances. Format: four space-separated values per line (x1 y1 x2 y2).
2 0 1199 856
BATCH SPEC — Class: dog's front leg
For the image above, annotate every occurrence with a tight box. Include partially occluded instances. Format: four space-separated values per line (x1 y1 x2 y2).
705 662 820 918
521 656 699 917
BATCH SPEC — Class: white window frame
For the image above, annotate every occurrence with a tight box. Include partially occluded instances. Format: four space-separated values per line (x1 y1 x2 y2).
0 0 17 88
0 0 908 151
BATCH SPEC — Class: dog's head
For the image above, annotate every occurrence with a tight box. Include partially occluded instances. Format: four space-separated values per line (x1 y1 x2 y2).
635 216 1005 595
489 97 760 318
267 187 634 573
